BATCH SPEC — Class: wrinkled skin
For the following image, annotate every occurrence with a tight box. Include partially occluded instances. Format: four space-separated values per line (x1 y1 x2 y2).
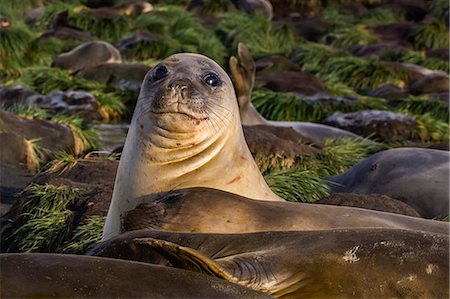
102 54 282 240
90 229 449 298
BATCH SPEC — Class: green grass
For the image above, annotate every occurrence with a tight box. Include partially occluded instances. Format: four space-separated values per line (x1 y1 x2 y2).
131 5 227 64
357 7 403 25
1 103 49 120
320 56 410 89
0 22 33 79
264 169 330 203
190 0 232 14
380 48 449 73
61 216 105 254
8 66 102 95
318 5 354 29
24 138 46 173
330 25 378 49
399 96 449 122
216 12 296 59
251 88 360 122
292 42 411 89
413 113 449 143
42 151 79 175
428 0 450 18
68 10 131 42
413 19 449 50
92 91 126 121
290 41 347 73
52 115 101 154
5 183 83 253
316 137 386 177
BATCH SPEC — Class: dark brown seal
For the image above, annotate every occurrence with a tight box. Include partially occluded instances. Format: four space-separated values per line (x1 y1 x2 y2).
0 253 272 298
89 229 450 298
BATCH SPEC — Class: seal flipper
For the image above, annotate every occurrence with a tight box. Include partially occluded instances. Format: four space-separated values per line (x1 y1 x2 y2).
133 237 309 297
229 43 255 106
132 237 238 283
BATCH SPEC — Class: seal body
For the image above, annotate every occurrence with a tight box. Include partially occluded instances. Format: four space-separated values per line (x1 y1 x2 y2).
327 147 450 218
120 188 448 235
90 229 450 298
0 253 271 298
52 41 122 72
103 54 282 240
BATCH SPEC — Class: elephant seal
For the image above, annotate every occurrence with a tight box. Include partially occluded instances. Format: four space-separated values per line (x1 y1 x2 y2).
89 229 449 298
230 43 363 144
103 53 283 240
327 147 450 218
0 253 271 298
52 41 122 72
120 188 448 235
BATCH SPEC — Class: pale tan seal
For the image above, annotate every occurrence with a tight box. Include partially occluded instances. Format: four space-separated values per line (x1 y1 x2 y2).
52 40 122 72
102 53 283 240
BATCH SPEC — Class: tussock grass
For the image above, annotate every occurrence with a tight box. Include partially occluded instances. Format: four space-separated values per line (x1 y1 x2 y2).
12 209 73 252
0 23 33 79
380 49 449 73
134 14 167 35
253 153 297 174
330 25 378 49
2 103 49 120
264 169 330 203
42 151 79 175
358 7 403 25
190 0 232 14
132 6 227 64
52 115 101 154
251 88 359 122
318 5 354 29
400 96 449 122
316 137 386 176
7 184 82 252
9 67 101 94
428 0 450 18
61 216 105 254
216 12 295 59
413 113 449 143
320 57 410 89
92 91 126 121
413 19 449 50
69 10 130 41
24 138 46 173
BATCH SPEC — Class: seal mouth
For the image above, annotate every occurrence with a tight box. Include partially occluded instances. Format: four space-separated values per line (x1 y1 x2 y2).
150 111 209 121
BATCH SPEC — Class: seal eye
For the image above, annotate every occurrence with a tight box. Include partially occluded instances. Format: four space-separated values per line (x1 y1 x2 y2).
204 73 221 87
152 65 168 81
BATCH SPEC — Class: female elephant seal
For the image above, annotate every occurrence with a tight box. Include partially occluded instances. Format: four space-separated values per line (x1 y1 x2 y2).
0 253 271 298
90 229 449 298
52 40 122 72
103 53 283 240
